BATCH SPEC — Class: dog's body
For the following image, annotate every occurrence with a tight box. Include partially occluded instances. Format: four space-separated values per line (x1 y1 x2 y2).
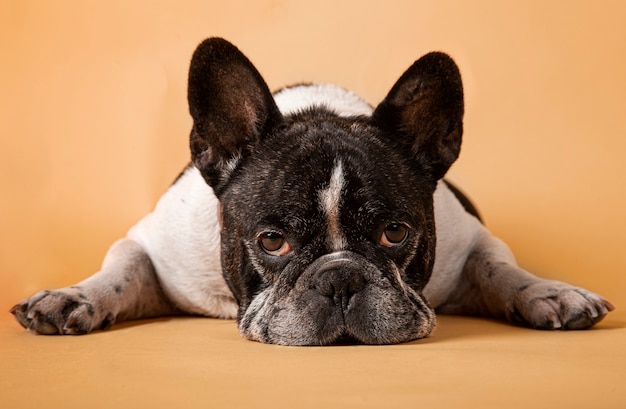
12 38 613 345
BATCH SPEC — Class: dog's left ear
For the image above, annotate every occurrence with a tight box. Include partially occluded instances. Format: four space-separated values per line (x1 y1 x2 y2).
187 38 283 191
372 52 464 181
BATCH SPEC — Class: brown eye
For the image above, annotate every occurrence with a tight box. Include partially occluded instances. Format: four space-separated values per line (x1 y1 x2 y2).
380 223 408 247
259 232 292 256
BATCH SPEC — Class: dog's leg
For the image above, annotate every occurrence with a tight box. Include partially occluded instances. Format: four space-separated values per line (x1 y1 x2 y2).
11 238 179 334
439 233 614 329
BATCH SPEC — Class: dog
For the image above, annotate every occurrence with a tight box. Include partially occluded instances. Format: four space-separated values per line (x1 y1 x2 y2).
11 38 614 345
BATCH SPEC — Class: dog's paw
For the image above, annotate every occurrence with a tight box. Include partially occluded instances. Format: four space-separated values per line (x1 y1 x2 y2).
10 288 114 335
508 281 614 330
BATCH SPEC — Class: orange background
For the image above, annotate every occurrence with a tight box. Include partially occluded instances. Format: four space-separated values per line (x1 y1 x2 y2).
2 1 624 307
1 2 626 408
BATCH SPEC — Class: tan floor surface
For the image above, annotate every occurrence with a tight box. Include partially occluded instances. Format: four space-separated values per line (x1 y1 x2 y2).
1 312 625 409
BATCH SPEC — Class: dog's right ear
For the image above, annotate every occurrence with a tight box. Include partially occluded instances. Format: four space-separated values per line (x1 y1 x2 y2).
188 38 283 191
372 52 464 182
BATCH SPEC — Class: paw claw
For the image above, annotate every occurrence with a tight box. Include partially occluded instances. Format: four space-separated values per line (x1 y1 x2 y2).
9 304 20 315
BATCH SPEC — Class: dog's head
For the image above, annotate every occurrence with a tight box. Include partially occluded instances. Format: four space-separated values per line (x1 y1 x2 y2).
187 38 463 345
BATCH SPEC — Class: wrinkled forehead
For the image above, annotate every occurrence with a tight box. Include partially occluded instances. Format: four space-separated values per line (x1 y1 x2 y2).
224 114 426 228
251 115 393 195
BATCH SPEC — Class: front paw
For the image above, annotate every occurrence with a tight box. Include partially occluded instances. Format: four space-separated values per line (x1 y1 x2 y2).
10 288 114 335
508 281 614 330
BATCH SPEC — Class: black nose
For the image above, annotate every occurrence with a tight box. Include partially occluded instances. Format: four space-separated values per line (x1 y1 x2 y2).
314 269 366 310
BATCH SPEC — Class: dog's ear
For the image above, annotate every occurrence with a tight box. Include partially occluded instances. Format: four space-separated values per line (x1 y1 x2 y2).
187 38 283 190
372 52 464 181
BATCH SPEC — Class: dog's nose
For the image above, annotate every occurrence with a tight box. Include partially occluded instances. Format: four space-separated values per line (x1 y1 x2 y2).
314 269 365 310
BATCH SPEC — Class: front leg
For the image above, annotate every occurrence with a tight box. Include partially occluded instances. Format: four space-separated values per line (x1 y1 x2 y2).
438 233 614 329
11 238 179 334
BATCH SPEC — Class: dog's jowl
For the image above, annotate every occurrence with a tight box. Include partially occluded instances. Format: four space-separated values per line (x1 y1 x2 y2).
11 38 614 345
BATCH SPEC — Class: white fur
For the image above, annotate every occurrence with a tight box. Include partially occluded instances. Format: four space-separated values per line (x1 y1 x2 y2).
318 161 348 251
423 182 486 306
127 166 237 318
124 84 485 316
273 84 373 117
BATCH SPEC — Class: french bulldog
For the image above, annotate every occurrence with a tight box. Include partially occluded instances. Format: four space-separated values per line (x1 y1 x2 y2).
11 38 614 345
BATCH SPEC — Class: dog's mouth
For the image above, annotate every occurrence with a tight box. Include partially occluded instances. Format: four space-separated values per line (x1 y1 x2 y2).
237 251 438 346
327 332 365 346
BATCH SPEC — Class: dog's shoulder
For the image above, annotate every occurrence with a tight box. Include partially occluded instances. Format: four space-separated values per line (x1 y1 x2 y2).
426 181 486 306
129 165 220 258
127 166 236 316
442 180 482 222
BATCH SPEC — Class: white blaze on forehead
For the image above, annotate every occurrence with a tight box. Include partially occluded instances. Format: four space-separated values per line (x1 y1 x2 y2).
318 161 348 251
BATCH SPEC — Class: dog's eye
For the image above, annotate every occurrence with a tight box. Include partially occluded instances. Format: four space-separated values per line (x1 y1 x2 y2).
258 232 292 256
380 223 408 247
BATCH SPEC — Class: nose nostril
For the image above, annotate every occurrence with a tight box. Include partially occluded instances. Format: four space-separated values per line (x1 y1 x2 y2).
348 274 366 293
314 269 364 309
315 275 335 298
